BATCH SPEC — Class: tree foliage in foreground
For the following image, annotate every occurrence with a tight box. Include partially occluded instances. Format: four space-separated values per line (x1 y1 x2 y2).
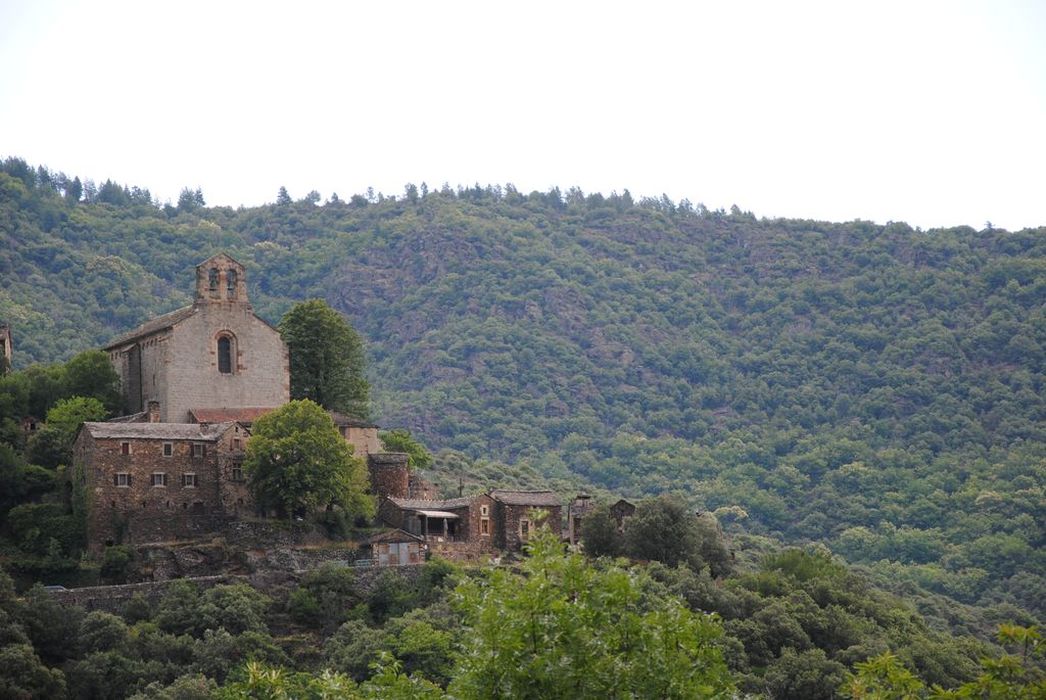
244 400 373 520
279 299 370 420
843 624 1045 699
449 526 735 699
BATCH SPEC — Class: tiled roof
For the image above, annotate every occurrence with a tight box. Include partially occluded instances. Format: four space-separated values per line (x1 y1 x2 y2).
107 411 149 423
489 490 561 507
190 407 276 424
104 305 196 349
81 421 237 441
387 496 474 510
365 529 424 545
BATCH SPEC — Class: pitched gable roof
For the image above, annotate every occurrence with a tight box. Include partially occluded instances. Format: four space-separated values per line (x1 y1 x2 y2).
104 305 195 349
489 490 561 507
81 421 238 441
365 529 424 545
387 496 474 510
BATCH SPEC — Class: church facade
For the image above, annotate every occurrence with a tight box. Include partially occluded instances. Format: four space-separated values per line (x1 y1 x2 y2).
104 253 289 423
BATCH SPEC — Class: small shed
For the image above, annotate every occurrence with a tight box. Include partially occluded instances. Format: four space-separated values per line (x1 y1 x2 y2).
610 498 637 530
365 529 425 567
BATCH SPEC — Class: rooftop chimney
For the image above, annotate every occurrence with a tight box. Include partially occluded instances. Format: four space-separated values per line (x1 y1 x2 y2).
148 401 160 423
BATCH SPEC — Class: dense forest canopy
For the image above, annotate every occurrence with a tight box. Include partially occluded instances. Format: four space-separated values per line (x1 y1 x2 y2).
1 156 1043 635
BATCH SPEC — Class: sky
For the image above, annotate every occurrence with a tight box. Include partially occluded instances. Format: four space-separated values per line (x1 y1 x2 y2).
1 0 1044 230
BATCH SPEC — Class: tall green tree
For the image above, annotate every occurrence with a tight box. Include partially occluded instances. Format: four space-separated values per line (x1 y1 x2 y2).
279 300 370 419
63 350 121 413
244 400 373 520
379 429 433 470
26 396 107 469
577 503 625 557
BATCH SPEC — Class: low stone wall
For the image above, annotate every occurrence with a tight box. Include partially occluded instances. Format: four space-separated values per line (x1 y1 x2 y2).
219 519 328 548
46 564 426 613
46 575 240 614
426 538 496 562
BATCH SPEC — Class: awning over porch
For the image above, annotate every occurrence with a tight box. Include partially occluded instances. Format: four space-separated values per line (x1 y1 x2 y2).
414 509 459 519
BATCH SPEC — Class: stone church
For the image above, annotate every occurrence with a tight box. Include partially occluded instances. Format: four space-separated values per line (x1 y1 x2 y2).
75 253 404 553
104 253 289 423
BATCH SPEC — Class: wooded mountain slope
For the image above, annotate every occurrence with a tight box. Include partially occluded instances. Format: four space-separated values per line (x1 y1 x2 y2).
2 158 1043 628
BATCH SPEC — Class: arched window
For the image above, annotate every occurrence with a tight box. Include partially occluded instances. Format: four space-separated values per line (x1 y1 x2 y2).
226 268 238 298
208 268 219 291
218 336 233 374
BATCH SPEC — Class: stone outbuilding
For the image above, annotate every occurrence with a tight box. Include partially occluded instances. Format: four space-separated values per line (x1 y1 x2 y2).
364 529 425 567
610 498 637 530
567 493 595 545
489 490 562 551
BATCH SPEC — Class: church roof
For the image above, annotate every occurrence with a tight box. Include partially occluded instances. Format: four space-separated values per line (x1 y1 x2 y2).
489 489 561 507
103 305 195 349
81 421 238 441
197 251 246 268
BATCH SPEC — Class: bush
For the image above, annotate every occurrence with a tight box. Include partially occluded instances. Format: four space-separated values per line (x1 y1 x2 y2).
101 545 134 583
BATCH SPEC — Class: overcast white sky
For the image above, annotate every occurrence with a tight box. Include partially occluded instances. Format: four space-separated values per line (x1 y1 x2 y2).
1 0 1044 230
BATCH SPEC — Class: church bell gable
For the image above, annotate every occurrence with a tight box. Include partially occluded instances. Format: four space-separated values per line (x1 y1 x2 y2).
195 253 249 305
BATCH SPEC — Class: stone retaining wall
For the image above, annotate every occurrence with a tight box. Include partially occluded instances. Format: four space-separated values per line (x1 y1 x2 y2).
46 575 241 613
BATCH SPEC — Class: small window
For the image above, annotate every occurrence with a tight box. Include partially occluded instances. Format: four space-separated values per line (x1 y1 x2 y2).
208 267 219 291
151 472 167 487
121 442 131 455
232 438 241 451
162 442 173 457
114 473 131 487
520 519 530 539
231 466 244 482
480 517 490 536
182 473 198 488
480 504 489 516
218 336 233 374
192 443 205 458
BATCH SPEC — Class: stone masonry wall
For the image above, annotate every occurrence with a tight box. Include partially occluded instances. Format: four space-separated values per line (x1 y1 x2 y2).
496 503 562 551
47 575 238 614
77 433 223 553
368 454 409 500
163 305 289 423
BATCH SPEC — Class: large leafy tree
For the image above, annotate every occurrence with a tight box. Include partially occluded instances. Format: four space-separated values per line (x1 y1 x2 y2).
279 300 370 420
449 526 736 698
62 350 121 413
624 495 732 576
244 400 373 520
379 429 433 470
26 396 107 469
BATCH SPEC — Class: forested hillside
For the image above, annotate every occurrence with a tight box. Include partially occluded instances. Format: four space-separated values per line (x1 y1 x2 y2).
1 157 1043 632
